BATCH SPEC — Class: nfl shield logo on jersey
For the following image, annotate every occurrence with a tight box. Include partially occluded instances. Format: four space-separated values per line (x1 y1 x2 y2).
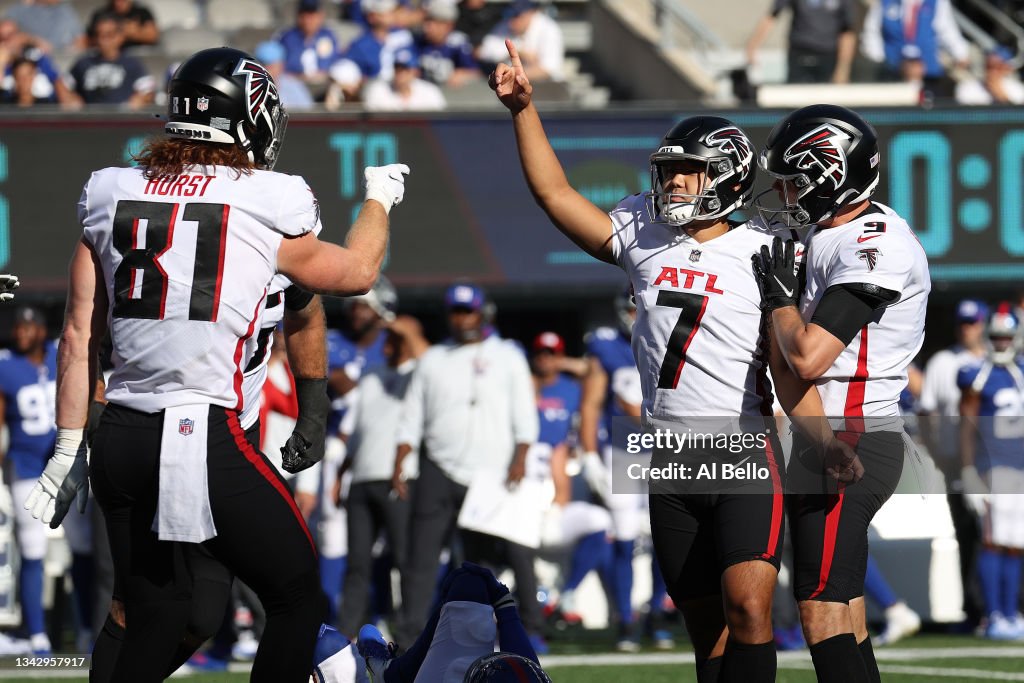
690 249 702 263
196 97 209 112
179 418 194 436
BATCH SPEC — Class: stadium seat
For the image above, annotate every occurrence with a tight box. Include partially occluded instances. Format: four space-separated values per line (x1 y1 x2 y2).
207 0 275 32
69 0 108 23
150 0 201 31
324 18 361 50
159 26 228 57
228 26 277 56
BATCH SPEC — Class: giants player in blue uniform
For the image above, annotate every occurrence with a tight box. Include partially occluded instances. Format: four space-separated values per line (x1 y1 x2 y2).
959 306 1024 640
577 291 648 650
0 307 61 654
531 331 608 626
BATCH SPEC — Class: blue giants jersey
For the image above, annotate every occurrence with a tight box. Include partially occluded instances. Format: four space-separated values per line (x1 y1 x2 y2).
0 342 58 480
326 329 388 433
586 326 639 449
958 360 1024 471
537 374 581 447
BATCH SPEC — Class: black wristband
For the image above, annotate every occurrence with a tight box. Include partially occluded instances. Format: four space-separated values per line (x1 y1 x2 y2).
293 377 330 434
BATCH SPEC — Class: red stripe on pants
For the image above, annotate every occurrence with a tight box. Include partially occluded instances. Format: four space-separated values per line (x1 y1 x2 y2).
762 437 784 560
224 410 317 554
808 485 846 599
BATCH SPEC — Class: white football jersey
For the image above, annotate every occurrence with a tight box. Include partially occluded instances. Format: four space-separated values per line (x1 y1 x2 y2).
800 202 930 419
609 194 779 421
238 273 292 430
80 165 321 413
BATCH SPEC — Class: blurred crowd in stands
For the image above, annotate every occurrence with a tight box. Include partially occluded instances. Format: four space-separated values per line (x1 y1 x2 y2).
0 0 567 110
0 0 1020 111
745 0 1024 105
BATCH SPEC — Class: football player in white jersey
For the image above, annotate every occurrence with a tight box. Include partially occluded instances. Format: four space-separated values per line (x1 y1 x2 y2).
753 104 930 683
24 47 410 683
491 40 849 683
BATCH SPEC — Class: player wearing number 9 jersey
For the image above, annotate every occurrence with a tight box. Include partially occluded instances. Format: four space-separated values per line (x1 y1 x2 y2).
28 46 410 683
755 104 929 683
490 38 837 682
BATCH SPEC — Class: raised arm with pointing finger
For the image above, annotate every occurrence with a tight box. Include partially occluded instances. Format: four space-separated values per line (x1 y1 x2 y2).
489 39 616 264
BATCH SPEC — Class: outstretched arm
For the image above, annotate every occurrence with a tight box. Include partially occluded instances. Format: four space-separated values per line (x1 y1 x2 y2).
490 40 616 264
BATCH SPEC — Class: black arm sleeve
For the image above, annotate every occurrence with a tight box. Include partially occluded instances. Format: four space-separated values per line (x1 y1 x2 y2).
283 284 314 312
809 283 900 346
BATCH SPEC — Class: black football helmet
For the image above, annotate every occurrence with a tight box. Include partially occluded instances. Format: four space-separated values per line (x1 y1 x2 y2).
645 116 756 227
463 653 552 683
756 104 879 227
166 47 288 170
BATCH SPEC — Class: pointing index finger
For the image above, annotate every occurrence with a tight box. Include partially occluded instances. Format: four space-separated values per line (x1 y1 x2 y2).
505 39 522 69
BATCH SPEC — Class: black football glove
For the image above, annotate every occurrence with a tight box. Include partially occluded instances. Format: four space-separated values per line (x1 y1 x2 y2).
281 377 329 474
752 236 800 312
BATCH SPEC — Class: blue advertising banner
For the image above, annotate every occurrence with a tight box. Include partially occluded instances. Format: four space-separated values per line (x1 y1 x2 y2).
0 107 1021 291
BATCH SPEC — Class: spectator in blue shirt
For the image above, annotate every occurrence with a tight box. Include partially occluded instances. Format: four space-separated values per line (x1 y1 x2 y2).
68 13 154 107
414 0 479 87
0 28 81 107
274 0 341 87
254 40 314 109
344 0 413 81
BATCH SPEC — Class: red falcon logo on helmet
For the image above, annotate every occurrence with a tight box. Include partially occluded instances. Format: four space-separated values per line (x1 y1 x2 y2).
704 126 753 168
783 124 854 191
232 58 278 125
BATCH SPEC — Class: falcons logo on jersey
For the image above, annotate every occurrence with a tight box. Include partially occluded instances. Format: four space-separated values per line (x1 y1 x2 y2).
783 124 854 191
857 247 880 271
232 58 278 125
704 126 753 169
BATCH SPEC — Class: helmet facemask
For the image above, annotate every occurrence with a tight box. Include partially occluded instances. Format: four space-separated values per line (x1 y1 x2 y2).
753 162 813 228
645 153 746 227
231 57 288 170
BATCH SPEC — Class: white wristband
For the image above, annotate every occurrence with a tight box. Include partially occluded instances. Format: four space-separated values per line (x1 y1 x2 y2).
56 428 85 452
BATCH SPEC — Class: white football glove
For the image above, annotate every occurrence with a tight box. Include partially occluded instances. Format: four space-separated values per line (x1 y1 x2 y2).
960 465 989 518
581 450 610 502
0 274 19 302
24 428 89 528
363 164 410 215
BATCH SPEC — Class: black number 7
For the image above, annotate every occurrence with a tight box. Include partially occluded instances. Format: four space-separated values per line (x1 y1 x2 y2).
656 290 709 389
111 200 229 321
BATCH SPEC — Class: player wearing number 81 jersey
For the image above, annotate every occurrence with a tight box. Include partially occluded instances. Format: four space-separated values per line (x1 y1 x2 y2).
30 46 411 682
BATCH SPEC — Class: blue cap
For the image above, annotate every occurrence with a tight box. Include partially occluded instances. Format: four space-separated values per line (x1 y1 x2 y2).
505 0 537 18
298 0 321 12
445 283 485 311
989 46 1014 63
254 41 286 66
393 48 419 69
956 299 988 324
14 306 45 327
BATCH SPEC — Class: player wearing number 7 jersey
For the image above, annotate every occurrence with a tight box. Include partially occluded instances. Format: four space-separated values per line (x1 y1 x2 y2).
25 47 410 683
491 39 845 683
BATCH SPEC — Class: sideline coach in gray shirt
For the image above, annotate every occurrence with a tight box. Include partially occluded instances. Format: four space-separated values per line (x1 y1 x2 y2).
393 283 538 645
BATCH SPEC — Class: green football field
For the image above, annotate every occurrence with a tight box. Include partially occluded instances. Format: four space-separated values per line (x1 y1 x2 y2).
3 634 1024 682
